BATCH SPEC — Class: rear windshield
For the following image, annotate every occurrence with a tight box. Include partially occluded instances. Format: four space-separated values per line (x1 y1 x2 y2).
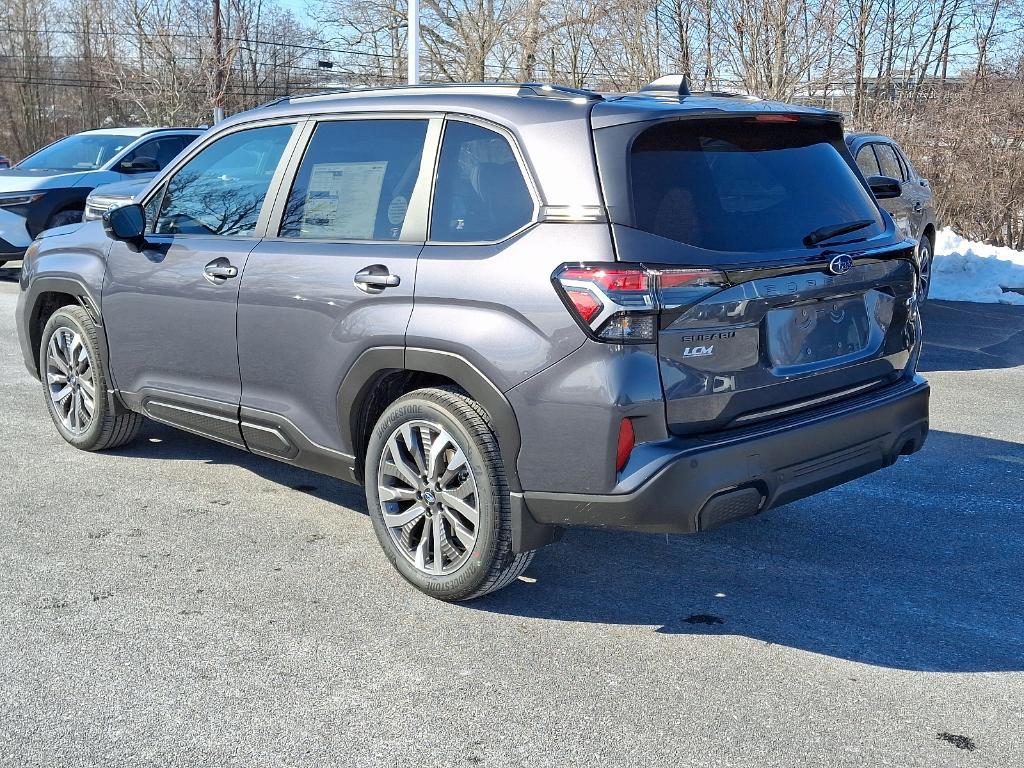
630 119 884 252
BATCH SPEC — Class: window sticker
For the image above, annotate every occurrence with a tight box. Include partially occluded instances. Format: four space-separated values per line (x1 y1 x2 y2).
301 161 387 239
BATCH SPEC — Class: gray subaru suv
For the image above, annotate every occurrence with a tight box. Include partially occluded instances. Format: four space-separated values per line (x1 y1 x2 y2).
16 79 930 600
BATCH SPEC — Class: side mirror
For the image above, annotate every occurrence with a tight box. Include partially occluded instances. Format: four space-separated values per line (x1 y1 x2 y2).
120 157 159 174
868 175 902 200
103 203 146 248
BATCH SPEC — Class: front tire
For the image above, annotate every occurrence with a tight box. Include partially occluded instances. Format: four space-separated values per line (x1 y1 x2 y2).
917 236 933 302
365 387 534 601
39 305 143 451
47 209 84 229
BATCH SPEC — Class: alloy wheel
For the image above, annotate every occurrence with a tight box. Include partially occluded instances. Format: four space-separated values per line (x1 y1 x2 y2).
918 240 932 299
377 420 480 576
46 326 96 434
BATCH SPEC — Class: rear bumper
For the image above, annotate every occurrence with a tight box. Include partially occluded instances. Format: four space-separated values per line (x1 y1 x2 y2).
522 376 929 534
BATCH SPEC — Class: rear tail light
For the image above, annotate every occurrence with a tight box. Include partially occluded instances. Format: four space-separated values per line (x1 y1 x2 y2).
554 263 728 342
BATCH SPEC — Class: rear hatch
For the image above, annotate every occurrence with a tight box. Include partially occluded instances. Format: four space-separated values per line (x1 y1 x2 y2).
592 104 919 434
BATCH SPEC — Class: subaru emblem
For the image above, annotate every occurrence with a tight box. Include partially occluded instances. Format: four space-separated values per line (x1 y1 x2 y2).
828 254 854 275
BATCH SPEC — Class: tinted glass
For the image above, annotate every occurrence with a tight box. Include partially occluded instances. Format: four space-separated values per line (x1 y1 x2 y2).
280 120 428 240
155 124 293 237
124 136 195 170
430 121 533 242
630 120 884 252
874 143 904 181
18 133 132 171
856 146 881 177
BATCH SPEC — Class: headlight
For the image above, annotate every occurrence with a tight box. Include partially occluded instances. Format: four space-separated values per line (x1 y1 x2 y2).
84 196 130 221
0 191 46 207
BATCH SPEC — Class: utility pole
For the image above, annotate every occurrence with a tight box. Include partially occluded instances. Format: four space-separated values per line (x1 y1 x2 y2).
212 0 225 123
407 0 420 85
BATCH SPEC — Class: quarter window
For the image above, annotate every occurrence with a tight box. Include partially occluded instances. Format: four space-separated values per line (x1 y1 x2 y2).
429 121 534 242
279 119 429 240
154 123 294 237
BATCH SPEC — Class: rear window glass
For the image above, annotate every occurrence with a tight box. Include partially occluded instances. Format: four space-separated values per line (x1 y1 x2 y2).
630 120 883 252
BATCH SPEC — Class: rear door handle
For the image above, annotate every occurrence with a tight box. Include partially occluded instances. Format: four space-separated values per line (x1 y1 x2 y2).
354 265 401 293
204 257 238 282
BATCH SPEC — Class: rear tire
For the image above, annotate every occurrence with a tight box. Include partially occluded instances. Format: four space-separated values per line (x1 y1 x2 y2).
365 386 534 601
39 305 142 451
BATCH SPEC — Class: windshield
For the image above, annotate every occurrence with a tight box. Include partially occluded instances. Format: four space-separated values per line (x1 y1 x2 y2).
17 133 133 171
630 119 884 252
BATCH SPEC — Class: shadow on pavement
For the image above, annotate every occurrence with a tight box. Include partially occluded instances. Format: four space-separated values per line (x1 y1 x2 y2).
109 419 368 512
0 262 21 282
920 300 1024 371
109 419 1024 673
472 429 1024 673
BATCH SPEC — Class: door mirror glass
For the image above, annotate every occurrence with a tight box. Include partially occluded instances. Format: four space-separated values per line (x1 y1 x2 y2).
103 203 146 244
867 175 902 200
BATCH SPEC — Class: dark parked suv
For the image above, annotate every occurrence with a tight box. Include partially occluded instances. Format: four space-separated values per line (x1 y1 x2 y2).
16 79 930 600
846 133 936 299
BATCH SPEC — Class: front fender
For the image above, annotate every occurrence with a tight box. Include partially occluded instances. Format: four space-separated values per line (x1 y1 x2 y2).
17 228 110 380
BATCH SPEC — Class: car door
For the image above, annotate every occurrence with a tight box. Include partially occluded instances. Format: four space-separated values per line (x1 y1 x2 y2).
871 142 914 240
102 120 301 446
893 144 928 240
236 115 439 461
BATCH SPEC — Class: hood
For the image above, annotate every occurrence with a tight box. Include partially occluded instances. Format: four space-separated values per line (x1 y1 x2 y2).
89 178 149 200
0 169 90 192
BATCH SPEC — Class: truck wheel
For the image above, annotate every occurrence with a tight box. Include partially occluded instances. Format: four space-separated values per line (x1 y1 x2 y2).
365 387 534 601
39 305 142 451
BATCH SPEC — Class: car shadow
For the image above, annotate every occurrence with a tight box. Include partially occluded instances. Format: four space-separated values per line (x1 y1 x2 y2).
108 419 368 512
109 421 1024 673
470 429 1024 673
920 300 1024 371
0 261 21 282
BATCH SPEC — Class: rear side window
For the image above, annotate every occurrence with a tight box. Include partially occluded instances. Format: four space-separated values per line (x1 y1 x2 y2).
279 119 428 240
630 120 883 252
874 143 905 181
856 146 881 177
430 121 534 242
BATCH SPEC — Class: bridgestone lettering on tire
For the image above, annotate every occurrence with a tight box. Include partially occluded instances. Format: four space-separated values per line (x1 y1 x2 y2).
365 386 534 601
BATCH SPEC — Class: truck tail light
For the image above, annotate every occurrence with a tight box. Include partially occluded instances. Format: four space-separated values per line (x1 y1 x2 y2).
553 264 728 343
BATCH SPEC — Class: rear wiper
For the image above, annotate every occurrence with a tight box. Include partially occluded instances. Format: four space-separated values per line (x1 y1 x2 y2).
803 219 874 247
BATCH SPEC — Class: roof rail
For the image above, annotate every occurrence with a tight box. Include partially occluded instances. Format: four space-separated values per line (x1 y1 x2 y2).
258 82 604 106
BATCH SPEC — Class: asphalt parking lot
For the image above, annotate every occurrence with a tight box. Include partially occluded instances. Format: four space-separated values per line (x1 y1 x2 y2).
1 261 1022 767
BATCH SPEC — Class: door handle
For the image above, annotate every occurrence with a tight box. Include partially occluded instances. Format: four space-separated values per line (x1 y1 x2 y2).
913 201 923 213
354 265 401 294
204 258 238 282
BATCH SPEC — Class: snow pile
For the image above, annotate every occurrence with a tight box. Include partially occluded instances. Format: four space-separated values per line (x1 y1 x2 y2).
931 228 1024 305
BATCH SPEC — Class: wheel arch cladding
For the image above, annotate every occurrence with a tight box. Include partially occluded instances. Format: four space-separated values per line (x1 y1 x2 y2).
338 347 524 492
